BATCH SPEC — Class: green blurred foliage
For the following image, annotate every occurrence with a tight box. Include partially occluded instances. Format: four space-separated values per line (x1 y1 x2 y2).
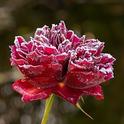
0 0 124 124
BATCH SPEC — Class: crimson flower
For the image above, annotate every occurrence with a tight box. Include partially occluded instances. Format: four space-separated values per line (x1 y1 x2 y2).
10 21 115 105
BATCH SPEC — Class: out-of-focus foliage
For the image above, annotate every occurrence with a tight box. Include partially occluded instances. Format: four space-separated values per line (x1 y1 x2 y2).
0 0 123 124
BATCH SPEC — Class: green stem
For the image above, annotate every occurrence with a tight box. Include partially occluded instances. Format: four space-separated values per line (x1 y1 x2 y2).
41 94 54 124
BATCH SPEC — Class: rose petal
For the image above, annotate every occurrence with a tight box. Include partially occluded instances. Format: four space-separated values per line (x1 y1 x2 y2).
100 53 115 64
54 84 81 104
66 30 74 39
14 36 25 48
65 69 105 89
82 85 104 100
12 79 51 102
18 63 63 88
54 84 103 105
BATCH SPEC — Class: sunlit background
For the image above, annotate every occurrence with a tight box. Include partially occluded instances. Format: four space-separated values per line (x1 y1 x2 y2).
0 0 124 124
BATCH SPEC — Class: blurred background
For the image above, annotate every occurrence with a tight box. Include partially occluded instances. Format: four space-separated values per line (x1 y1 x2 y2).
0 0 124 124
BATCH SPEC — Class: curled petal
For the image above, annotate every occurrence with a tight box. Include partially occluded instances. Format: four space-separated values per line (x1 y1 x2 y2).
43 46 59 55
72 34 81 48
14 36 25 48
18 64 46 76
56 53 69 64
12 58 27 65
66 30 74 39
54 84 103 105
65 69 105 89
12 80 51 102
100 53 115 64
18 63 63 88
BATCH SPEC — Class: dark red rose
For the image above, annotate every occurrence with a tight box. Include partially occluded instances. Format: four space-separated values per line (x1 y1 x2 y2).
10 21 115 104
